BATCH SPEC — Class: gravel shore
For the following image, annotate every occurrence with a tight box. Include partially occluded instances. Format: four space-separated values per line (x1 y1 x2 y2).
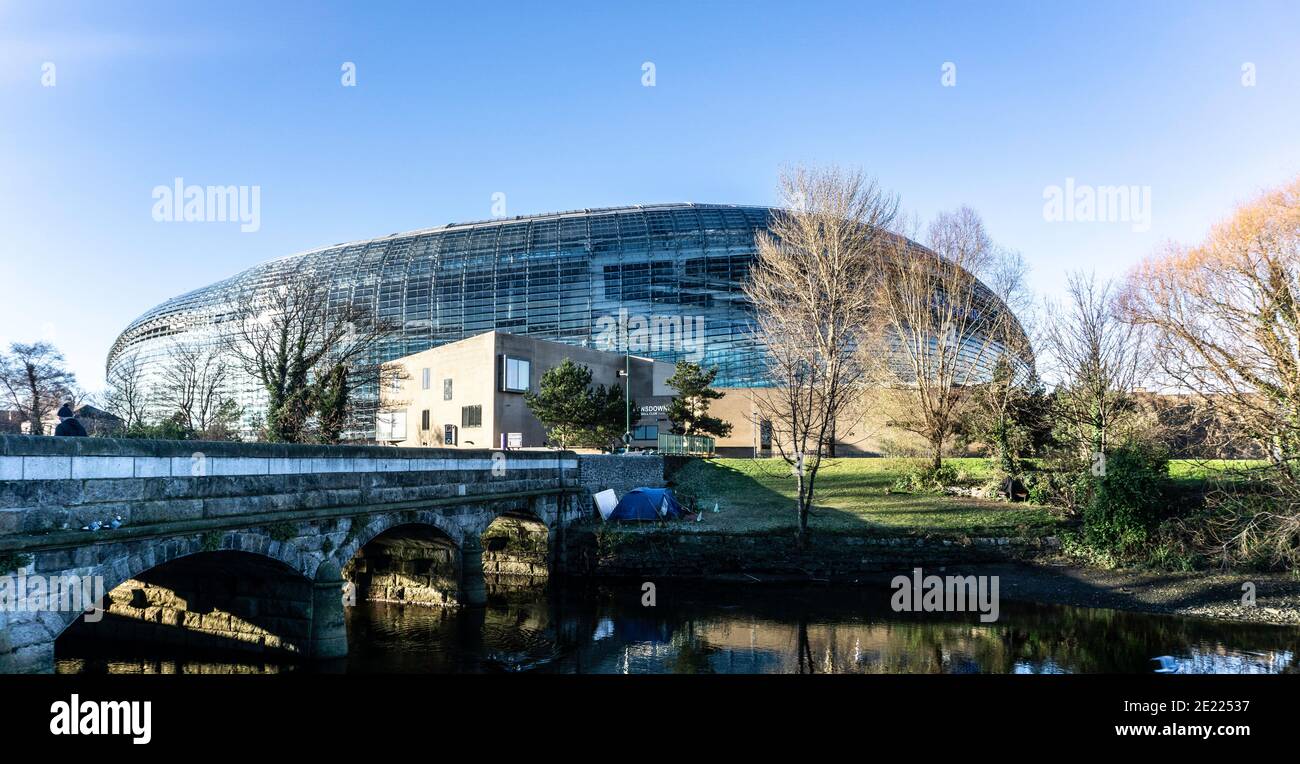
967 559 1300 626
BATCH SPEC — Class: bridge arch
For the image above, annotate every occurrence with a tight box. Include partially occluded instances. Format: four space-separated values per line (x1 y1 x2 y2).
53 541 323 670
49 529 315 643
480 508 552 593
331 510 466 571
332 500 553 610
341 521 465 608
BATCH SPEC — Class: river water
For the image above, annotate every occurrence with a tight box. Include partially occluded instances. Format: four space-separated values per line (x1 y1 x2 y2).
56 579 1299 674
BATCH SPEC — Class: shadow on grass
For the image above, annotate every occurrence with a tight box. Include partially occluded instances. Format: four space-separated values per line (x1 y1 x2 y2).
667 458 884 535
666 458 1061 539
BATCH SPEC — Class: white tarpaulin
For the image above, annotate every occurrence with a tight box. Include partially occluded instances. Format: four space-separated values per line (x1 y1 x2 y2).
593 489 618 521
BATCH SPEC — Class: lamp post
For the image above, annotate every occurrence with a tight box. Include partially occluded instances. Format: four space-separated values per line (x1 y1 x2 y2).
619 344 631 451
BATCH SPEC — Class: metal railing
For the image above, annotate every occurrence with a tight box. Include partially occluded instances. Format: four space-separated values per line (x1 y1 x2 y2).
657 433 715 456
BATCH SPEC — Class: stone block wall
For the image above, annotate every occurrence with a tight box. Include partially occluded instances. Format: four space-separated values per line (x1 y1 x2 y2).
575 454 665 506
346 538 461 607
561 528 1062 578
482 514 550 586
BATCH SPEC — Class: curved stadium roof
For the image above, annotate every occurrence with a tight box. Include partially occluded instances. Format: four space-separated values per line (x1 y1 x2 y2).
109 203 1031 427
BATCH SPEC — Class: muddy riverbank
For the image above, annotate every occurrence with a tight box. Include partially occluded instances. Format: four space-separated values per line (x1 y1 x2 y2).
559 526 1300 626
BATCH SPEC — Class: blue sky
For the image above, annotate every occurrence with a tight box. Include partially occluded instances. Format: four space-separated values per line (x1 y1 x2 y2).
2 0 1298 390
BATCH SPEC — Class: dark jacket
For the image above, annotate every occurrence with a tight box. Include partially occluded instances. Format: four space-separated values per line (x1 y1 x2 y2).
54 417 88 437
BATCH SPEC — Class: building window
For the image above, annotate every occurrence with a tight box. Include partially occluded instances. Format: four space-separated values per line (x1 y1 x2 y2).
461 405 482 428
376 411 407 441
443 378 453 400
502 355 531 393
633 425 658 441
444 424 457 445
421 409 430 431
421 368 431 390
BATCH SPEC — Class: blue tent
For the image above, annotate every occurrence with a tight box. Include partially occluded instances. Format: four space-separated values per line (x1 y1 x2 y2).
608 488 684 521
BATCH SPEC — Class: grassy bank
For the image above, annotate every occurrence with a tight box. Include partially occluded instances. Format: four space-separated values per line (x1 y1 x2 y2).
563 457 1300 617
667 457 1063 539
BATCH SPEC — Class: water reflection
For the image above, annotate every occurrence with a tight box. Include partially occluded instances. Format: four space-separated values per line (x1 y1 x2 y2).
57 580 1299 675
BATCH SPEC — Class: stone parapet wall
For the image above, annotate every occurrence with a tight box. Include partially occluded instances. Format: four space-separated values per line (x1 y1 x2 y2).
0 434 575 485
0 434 578 539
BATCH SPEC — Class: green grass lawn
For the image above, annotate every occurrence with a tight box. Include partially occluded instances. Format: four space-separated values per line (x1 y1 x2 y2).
668 457 1064 539
1166 458 1269 486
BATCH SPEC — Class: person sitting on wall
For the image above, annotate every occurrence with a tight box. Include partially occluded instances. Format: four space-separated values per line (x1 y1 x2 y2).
54 403 88 437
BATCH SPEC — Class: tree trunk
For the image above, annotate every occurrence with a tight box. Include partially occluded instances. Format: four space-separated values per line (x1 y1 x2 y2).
795 470 809 547
995 423 1015 475
26 367 42 435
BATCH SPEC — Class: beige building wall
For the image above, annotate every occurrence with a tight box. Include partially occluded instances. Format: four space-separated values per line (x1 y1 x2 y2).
383 332 497 448
708 387 941 457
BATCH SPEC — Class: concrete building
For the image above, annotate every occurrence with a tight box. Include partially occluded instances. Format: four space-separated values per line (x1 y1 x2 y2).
375 330 961 457
377 330 677 450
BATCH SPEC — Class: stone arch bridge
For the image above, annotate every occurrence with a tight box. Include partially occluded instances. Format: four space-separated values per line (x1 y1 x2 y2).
0 436 659 673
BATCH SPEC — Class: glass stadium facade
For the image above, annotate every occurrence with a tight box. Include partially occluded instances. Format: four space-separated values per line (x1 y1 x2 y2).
108 202 1030 436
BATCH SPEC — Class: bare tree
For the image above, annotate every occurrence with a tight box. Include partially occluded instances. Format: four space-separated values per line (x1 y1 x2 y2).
1044 272 1146 459
226 279 394 443
870 207 1011 470
964 249 1042 475
102 351 153 431
1122 177 1300 464
312 356 409 444
1121 176 1300 566
157 343 242 439
745 165 899 544
0 342 76 435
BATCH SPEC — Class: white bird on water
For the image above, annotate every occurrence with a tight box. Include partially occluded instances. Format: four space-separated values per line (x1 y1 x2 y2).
1152 655 1180 673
